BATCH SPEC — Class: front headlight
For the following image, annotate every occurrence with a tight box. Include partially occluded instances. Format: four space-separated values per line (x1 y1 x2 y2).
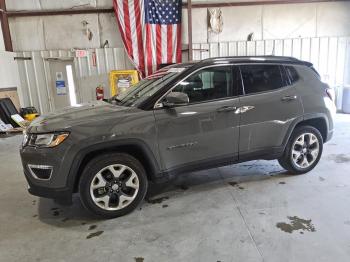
25 132 69 148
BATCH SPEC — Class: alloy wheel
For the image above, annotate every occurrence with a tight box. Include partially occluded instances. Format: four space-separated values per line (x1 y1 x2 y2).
89 164 139 211
291 133 320 169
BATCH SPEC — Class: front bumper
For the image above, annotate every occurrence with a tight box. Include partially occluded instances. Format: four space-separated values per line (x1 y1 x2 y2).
25 169 72 204
20 141 75 203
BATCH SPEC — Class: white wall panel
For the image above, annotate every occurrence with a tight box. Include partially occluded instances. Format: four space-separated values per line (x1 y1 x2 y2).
181 9 189 44
219 6 263 42
9 17 46 51
192 8 208 43
6 1 350 51
0 20 5 51
96 0 113 8
15 47 132 114
6 0 96 11
192 36 350 110
98 13 124 48
44 14 100 50
0 51 21 89
263 3 316 39
5 0 41 11
317 2 350 37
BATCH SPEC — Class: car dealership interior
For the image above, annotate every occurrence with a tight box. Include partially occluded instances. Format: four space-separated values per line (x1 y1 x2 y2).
1 0 350 261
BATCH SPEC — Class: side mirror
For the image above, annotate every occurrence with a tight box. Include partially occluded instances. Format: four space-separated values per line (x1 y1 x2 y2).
163 92 189 107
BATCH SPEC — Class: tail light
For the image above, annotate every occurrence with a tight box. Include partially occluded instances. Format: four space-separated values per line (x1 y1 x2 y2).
326 87 335 102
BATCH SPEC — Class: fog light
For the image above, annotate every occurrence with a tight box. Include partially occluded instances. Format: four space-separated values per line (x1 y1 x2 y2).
28 164 53 180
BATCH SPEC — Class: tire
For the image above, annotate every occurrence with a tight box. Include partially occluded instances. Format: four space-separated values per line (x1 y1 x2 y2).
278 125 323 175
79 153 148 218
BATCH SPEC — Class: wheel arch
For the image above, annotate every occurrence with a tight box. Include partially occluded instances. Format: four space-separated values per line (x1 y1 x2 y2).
294 117 328 142
67 139 161 193
283 114 329 150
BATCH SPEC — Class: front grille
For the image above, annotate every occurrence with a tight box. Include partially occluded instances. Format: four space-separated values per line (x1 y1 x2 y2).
28 165 53 180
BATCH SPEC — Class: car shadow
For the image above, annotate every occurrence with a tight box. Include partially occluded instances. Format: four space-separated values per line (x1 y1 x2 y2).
146 166 290 200
35 161 291 227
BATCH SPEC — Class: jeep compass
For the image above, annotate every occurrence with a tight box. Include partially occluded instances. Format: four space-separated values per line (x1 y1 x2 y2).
20 56 336 218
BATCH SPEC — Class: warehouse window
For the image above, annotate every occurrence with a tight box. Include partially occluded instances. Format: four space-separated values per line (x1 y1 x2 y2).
173 66 233 103
66 65 77 106
240 65 284 95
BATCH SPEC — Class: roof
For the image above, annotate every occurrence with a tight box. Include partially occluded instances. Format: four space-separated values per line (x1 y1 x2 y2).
199 56 312 67
158 56 312 76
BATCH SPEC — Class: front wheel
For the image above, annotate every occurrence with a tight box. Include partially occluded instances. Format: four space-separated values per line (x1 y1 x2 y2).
79 153 148 218
278 126 323 174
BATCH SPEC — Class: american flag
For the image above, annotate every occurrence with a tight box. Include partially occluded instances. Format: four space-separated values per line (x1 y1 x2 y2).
113 0 182 77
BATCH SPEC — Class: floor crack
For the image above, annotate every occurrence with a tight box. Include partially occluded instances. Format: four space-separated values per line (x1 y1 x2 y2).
218 168 265 262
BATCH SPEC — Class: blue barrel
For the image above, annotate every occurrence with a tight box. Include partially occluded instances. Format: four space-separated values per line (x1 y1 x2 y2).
343 86 350 114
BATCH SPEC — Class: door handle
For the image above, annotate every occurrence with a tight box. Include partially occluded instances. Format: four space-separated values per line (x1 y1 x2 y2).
235 106 255 114
216 106 237 112
281 95 297 102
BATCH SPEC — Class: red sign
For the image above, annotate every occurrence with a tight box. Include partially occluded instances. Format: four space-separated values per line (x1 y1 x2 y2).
75 50 88 58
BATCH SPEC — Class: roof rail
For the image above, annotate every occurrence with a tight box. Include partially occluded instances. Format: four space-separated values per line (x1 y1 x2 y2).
199 56 311 66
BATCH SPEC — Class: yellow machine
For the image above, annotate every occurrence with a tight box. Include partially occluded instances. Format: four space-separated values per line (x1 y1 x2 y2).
23 113 39 121
109 70 139 96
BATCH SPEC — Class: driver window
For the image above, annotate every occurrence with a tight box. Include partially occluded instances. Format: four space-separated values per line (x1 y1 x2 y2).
172 66 233 104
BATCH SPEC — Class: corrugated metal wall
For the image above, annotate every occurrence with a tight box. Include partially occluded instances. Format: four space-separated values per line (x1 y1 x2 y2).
16 36 350 114
16 47 132 114
193 36 350 109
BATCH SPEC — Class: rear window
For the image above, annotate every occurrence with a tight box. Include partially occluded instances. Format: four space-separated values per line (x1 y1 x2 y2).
240 65 284 95
285 66 300 84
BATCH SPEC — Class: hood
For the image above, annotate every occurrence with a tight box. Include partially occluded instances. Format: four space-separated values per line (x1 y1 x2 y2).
29 101 135 132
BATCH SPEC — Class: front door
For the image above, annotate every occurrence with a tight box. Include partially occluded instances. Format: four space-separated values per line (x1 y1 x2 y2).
48 60 79 110
238 64 303 157
154 65 241 171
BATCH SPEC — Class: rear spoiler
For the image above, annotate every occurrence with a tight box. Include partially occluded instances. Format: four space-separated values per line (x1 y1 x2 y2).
300 60 320 78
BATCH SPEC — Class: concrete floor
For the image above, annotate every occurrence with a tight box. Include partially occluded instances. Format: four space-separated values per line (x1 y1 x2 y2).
1 114 350 262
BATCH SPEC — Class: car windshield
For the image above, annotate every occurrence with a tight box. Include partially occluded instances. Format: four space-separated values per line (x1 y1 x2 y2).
111 67 186 107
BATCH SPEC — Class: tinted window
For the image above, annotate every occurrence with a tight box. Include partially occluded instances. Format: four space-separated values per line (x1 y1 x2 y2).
114 67 183 107
240 65 284 94
172 66 233 103
285 66 300 84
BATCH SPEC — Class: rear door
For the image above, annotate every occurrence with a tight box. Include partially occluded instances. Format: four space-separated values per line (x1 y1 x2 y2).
238 64 303 157
154 65 241 171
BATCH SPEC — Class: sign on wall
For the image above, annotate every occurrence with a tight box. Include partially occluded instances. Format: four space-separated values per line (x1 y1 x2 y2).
55 72 67 95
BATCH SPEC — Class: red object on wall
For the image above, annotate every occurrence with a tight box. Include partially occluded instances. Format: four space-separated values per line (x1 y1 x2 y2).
92 51 97 67
96 86 104 100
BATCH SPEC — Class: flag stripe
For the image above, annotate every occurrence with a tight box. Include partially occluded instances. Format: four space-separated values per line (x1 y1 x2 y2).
167 25 173 64
172 24 177 62
161 25 167 64
133 0 145 75
129 0 139 66
150 24 157 74
146 24 153 77
114 0 182 76
156 24 162 70
113 0 127 52
123 1 133 59
176 24 182 62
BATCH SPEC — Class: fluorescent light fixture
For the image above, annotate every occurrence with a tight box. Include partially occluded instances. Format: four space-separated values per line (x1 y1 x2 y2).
66 65 77 106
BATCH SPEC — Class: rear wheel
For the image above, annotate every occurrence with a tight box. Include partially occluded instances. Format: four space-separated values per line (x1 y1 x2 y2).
79 153 148 218
278 126 323 174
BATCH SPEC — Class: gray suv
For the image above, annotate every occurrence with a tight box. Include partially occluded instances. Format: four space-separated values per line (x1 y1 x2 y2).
20 56 336 218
